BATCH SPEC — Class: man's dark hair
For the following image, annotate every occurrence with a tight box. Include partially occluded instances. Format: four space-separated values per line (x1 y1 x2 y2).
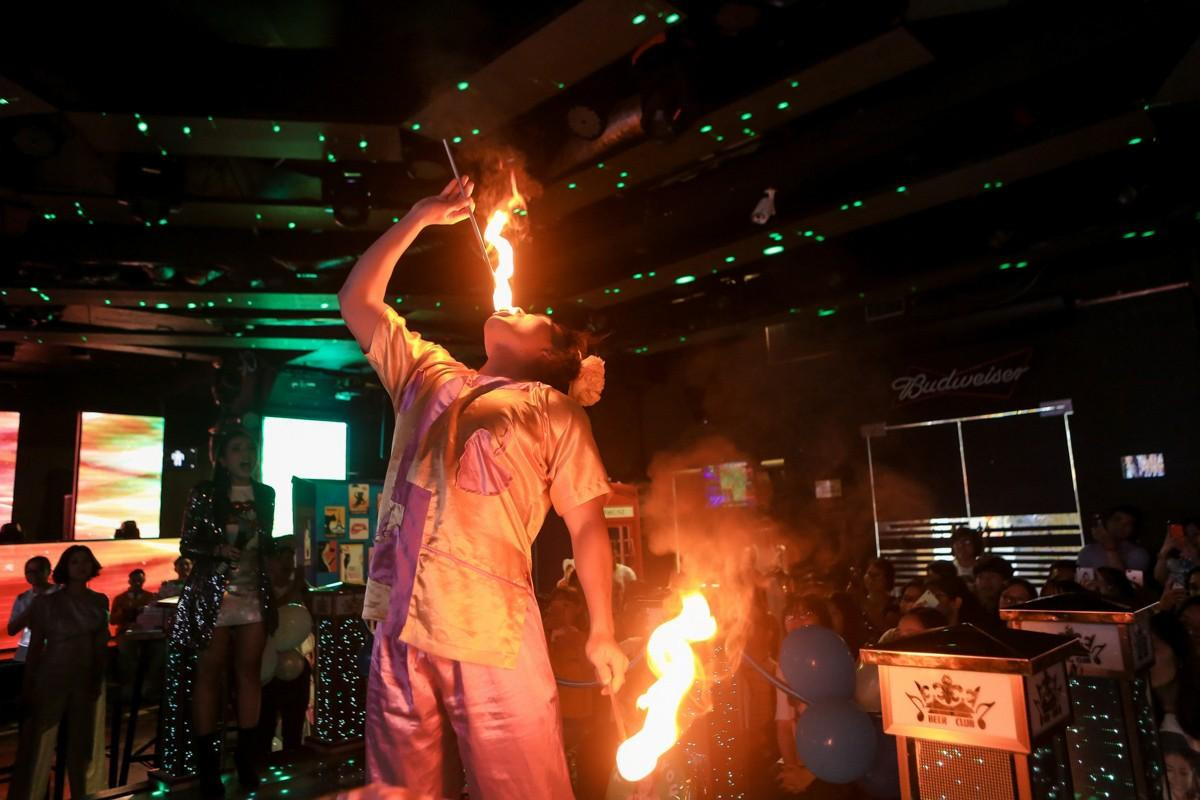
926 561 958 581
973 555 1014 580
949 527 983 557
900 607 948 631
25 556 51 572
52 545 102 585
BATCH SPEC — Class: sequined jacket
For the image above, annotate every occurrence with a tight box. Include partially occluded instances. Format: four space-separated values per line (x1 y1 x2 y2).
169 480 278 652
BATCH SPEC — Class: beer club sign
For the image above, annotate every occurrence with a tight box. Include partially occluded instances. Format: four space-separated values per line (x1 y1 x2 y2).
891 349 1032 404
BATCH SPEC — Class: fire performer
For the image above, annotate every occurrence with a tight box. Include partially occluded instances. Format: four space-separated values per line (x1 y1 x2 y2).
338 176 627 799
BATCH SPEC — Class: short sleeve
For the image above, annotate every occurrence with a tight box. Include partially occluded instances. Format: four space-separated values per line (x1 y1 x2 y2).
365 307 453 402
546 392 611 516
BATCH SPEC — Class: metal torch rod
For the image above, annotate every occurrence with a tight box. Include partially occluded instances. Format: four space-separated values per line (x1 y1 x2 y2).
441 138 493 272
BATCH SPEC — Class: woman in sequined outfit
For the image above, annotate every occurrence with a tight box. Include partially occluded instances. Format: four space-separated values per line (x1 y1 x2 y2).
165 427 277 798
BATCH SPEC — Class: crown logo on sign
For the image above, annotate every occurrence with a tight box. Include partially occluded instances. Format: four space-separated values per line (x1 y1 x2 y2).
1032 670 1064 722
906 674 996 729
1063 625 1106 664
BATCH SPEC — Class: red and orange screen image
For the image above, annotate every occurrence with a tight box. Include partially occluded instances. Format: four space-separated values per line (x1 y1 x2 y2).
0 412 17 523
0 539 181 654
75 412 164 539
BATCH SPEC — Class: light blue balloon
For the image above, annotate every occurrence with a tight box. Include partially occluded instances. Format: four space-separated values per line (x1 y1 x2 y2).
779 625 855 701
795 700 878 784
857 717 901 798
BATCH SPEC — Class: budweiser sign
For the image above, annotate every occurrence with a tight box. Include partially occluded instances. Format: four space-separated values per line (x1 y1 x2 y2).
891 349 1032 404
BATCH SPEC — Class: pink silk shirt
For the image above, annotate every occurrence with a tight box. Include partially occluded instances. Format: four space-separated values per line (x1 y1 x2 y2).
362 308 610 669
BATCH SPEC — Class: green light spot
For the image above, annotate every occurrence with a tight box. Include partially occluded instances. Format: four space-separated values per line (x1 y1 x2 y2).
1122 231 1137 239
155 302 169 309
679 336 687 343
104 299 111 305
1015 261 1029 269
158 218 168 225
776 101 790 110
545 307 554 315
999 262 1012 270
802 230 814 237
395 297 403 304
648 271 656 277
740 112 752 121
359 139 368 149
456 81 470 91
1128 137 1143 146
840 204 850 211
715 135 725 142
815 235 825 242
182 125 192 135
556 82 565 90
984 182 993 189
724 256 735 263
596 162 605 169
567 182 577 189
675 275 696 285
255 213 263 221
272 124 281 133
633 273 643 279
326 153 336 162
665 12 680 24
616 181 626 189
742 127 755 136
43 213 56 221
411 122 421 131
852 200 863 208
0 98 7 105
318 133 326 142
137 121 149 133
619 170 629 178
817 308 836 317
471 128 480 135
139 301 148 307
452 136 462 143
699 124 713 133
612 287 621 294
995 180 1003 188
789 308 798 314
790 80 800 88
392 216 400 223
1141 230 1156 237
187 302 197 309
896 186 907 193
763 245 784 256
632 13 647 24
768 232 783 241
288 222 297 229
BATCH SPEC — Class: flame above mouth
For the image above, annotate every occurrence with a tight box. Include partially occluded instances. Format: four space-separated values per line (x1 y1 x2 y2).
484 171 525 313
615 591 718 782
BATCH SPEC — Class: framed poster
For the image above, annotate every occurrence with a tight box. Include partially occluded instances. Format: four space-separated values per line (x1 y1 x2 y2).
324 506 346 537
320 541 339 573
342 545 365 584
349 517 370 540
349 483 370 514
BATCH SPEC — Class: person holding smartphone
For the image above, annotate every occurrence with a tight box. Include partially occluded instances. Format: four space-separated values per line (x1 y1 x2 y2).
1157 520 1200 592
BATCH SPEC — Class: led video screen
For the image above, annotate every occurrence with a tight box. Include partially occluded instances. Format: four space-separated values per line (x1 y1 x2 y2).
262 416 346 537
0 411 17 523
75 412 164 539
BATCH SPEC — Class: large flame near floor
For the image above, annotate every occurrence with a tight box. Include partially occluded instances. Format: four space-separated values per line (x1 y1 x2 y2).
615 592 718 782
484 171 524 313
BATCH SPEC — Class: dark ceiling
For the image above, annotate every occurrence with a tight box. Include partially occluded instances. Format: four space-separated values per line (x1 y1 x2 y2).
1 0 1198 381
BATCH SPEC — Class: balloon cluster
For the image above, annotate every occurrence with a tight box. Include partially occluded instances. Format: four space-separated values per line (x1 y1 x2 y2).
260 603 314 685
778 627 899 797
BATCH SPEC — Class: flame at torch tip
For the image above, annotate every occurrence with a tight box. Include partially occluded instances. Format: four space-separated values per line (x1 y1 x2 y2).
615 592 717 783
484 171 525 313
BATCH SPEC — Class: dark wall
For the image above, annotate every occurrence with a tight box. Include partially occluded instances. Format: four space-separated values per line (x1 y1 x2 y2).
615 287 1200 562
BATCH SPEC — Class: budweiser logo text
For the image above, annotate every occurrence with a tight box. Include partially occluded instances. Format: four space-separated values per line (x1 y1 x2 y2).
891 351 1032 403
